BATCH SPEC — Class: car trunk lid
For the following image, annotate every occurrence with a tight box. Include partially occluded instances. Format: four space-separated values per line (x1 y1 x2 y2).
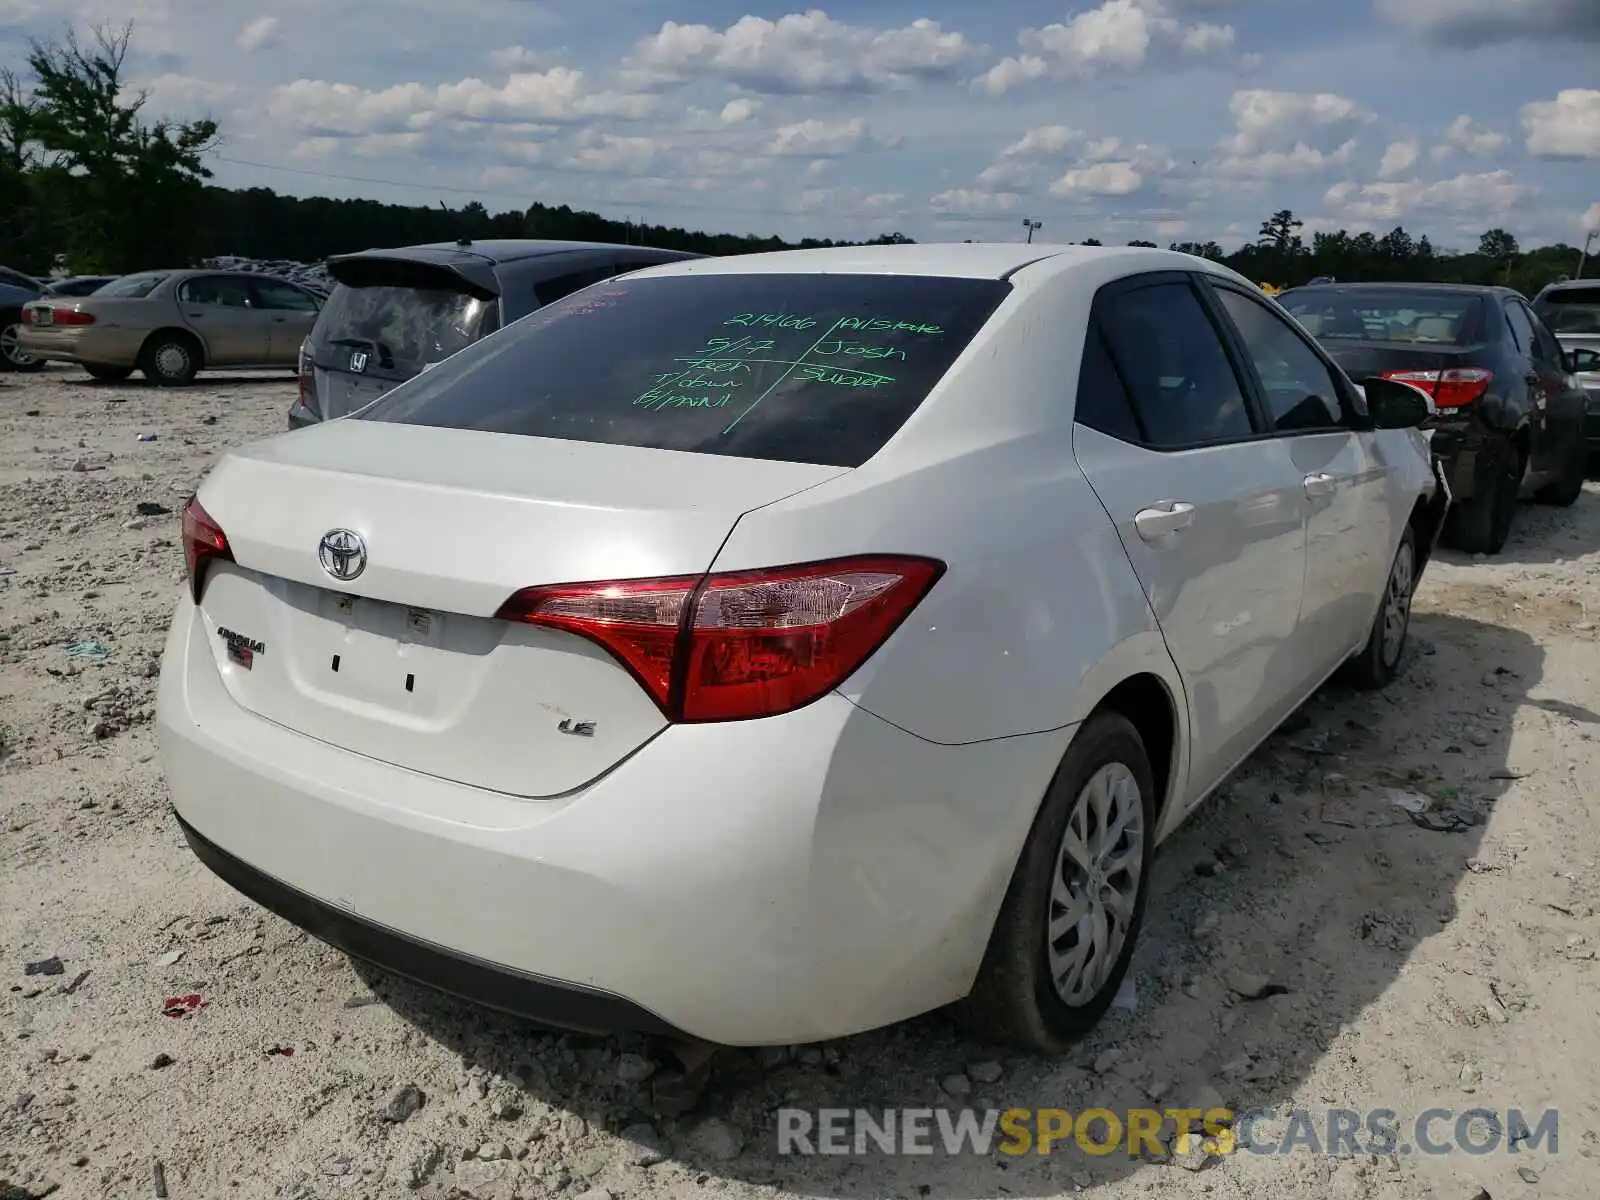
1315 339 1479 385
193 420 847 796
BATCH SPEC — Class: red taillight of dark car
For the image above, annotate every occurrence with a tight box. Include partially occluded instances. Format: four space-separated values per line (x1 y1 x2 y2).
1380 367 1493 408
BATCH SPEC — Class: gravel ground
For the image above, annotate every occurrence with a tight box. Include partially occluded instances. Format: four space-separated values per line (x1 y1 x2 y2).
3 365 1598 1200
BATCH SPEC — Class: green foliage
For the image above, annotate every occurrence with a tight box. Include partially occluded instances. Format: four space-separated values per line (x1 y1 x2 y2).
0 24 1586 298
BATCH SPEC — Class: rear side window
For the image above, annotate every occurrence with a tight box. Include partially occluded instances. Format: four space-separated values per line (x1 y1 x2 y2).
1074 325 1143 443
313 282 496 378
1504 300 1536 354
1096 282 1253 448
358 273 1011 468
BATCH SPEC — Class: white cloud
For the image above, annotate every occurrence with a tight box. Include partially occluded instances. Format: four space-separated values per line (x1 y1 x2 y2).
1378 140 1420 179
1205 88 1371 178
1583 202 1600 235
1444 115 1509 155
621 11 982 94
720 97 761 124
236 16 279 52
1374 0 1600 46
135 73 234 118
1522 89 1600 158
929 188 1020 214
1051 161 1144 196
488 46 545 71
1324 170 1538 223
974 0 1237 95
768 117 877 156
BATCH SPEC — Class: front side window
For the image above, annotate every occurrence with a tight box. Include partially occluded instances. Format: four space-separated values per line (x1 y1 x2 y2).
359 272 1011 468
1096 281 1253 448
179 276 255 307
1216 288 1347 432
253 279 319 312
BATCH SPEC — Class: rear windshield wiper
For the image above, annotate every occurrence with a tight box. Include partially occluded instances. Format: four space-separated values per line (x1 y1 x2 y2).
326 337 395 369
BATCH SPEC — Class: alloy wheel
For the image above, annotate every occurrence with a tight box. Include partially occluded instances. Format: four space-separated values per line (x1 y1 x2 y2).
1 323 37 368
1381 539 1415 667
1046 761 1145 1006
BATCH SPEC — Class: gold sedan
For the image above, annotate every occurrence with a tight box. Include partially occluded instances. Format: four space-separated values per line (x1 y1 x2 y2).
18 268 322 385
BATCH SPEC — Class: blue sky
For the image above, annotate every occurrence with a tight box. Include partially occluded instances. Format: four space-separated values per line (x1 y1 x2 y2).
2 0 1597 252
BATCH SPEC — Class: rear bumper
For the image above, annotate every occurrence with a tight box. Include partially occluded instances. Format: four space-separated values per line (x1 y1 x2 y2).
174 811 687 1037
1427 415 1501 502
287 401 319 430
156 592 1067 1045
18 325 144 366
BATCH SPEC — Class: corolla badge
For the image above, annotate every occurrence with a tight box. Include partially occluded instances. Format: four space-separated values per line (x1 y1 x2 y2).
349 350 369 372
318 528 367 581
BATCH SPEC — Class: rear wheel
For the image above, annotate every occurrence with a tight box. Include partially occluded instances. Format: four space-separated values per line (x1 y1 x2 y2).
1446 439 1519 555
1340 525 1416 690
139 333 200 386
1 318 45 372
83 363 133 383
957 712 1154 1052
1534 436 1586 507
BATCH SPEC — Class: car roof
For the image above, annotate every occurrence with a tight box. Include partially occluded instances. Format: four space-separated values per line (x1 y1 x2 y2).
1282 281 1511 297
1538 278 1600 294
619 242 1251 285
332 239 700 268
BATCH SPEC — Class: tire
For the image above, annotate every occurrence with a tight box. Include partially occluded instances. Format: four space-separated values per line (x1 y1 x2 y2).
1339 525 1416 691
1534 436 1586 507
83 363 134 383
1445 439 1519 555
139 333 200 386
957 712 1156 1052
1 317 46 372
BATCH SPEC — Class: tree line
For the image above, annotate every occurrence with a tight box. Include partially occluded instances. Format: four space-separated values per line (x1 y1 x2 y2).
0 24 1589 297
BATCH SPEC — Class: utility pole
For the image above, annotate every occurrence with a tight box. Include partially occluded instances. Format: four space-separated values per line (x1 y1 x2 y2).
1022 217 1042 244
1578 231 1597 280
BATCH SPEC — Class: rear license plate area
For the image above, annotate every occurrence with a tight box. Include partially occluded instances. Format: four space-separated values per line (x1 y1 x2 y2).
320 593 442 698
32 309 52 327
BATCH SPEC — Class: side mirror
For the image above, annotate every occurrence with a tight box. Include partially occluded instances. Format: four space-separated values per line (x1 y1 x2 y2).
1360 376 1432 428
1567 347 1600 374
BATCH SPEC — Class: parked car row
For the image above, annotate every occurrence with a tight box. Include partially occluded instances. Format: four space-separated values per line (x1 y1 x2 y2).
159 242 1455 1051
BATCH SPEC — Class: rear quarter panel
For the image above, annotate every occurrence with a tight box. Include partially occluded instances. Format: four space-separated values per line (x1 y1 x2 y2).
708 266 1188 770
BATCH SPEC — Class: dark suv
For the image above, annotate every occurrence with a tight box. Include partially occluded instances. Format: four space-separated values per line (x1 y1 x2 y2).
290 239 703 428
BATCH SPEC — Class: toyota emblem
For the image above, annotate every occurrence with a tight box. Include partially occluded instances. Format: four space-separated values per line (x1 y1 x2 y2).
318 529 367 581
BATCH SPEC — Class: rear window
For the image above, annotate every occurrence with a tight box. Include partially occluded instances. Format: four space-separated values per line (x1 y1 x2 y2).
97 272 168 299
1279 289 1481 344
313 283 497 377
1535 286 1600 335
356 272 1011 468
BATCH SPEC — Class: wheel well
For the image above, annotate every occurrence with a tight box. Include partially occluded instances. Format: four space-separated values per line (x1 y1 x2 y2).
1513 425 1531 472
1407 495 1437 570
1093 674 1177 819
140 326 205 368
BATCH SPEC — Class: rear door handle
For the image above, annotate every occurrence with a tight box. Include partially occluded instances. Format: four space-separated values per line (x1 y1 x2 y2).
1304 472 1336 497
1133 501 1196 541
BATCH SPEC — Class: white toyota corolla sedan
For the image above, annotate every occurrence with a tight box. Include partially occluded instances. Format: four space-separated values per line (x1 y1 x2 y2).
157 244 1447 1051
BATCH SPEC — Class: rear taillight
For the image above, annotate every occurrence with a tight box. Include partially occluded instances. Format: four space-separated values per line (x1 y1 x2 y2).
495 555 944 722
296 341 316 415
181 497 233 603
48 307 95 325
1380 367 1492 408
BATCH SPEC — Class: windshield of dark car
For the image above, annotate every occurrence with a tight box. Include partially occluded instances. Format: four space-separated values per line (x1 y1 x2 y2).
313 283 494 376
1535 286 1600 335
96 272 169 299
1280 289 1481 344
356 272 1012 468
